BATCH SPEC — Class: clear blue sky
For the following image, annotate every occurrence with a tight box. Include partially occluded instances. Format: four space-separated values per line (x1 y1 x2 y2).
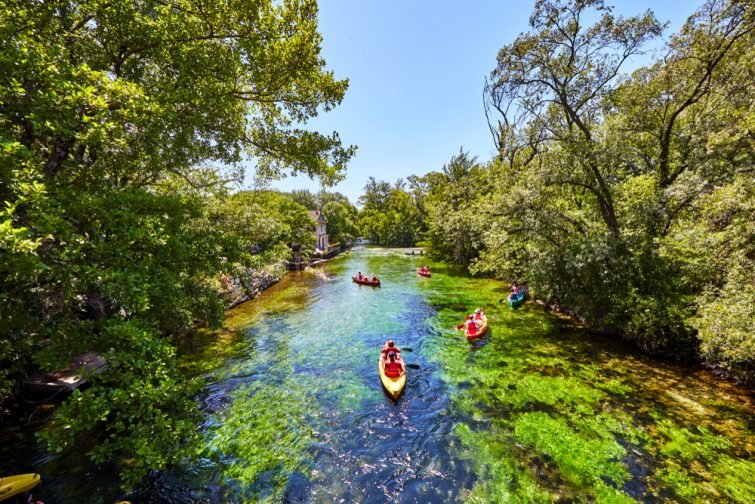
266 0 696 203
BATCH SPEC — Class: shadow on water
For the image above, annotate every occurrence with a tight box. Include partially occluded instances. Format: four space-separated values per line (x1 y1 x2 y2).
1 247 753 503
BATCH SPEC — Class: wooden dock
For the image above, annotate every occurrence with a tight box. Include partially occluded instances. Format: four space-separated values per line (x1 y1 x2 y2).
23 352 107 396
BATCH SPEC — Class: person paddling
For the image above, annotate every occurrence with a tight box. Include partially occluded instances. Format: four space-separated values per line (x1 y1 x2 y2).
465 315 477 333
381 339 401 358
383 351 403 377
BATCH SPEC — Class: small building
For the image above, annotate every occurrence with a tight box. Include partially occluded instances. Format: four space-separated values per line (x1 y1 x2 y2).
309 210 329 251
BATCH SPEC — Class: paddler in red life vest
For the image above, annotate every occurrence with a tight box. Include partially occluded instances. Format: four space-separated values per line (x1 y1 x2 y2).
356 271 364 281
381 340 401 359
465 315 477 333
384 351 403 377
473 308 484 321
371 273 379 283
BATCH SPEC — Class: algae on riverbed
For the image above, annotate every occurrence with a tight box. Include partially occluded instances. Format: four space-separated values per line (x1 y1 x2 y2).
421 268 754 503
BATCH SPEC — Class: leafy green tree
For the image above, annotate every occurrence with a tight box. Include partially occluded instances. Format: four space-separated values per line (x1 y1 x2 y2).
358 178 422 246
484 0 663 235
472 0 753 356
322 200 359 245
0 0 353 486
423 150 492 264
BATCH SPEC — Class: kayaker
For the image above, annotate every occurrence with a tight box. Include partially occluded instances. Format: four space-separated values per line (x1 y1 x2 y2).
511 284 519 295
381 340 401 358
473 308 484 321
357 271 364 280
384 352 403 377
371 274 379 283
465 315 477 333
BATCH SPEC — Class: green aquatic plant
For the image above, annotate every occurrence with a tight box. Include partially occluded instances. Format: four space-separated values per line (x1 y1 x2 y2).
514 412 629 492
656 464 700 501
455 423 552 504
205 381 319 501
657 421 733 461
652 419 755 503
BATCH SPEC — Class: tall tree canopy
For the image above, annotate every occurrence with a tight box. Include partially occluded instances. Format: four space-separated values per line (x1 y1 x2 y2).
426 0 753 381
0 0 354 486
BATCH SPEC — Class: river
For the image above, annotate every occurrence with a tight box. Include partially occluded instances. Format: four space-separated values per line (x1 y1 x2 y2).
2 248 753 502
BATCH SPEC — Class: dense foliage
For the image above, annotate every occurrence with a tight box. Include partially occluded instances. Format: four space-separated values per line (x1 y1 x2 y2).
362 0 753 382
357 177 424 246
476 0 753 378
0 0 352 487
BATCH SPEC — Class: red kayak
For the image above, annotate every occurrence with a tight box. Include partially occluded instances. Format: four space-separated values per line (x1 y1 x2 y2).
416 268 431 278
465 314 488 341
353 275 380 287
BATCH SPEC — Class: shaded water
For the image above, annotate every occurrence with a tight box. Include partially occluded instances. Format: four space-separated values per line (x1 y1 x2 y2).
2 248 753 502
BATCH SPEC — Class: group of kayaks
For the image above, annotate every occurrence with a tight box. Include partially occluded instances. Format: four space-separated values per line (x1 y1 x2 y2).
354 267 527 400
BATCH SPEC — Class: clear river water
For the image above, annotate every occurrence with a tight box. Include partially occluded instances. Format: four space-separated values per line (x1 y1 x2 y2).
2 247 753 503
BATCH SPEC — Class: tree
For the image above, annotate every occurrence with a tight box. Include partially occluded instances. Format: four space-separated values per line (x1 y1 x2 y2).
0 0 354 486
473 0 754 365
322 200 359 245
423 150 491 264
357 178 422 247
484 0 663 235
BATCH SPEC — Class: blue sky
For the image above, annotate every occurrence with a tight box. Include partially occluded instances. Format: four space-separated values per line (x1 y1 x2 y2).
265 0 697 203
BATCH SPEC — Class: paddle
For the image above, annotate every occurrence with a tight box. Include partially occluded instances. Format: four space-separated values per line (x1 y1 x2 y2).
405 363 420 369
375 345 412 352
456 323 465 330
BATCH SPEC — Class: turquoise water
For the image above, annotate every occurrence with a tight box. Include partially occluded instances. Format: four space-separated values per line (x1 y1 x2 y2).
2 247 753 502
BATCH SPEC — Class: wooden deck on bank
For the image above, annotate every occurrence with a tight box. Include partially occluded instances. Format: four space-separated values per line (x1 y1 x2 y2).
23 352 107 396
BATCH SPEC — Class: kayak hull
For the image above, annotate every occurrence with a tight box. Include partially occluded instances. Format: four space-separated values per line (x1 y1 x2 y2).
0 473 41 502
378 356 406 400
508 292 525 308
466 315 489 341
353 276 380 287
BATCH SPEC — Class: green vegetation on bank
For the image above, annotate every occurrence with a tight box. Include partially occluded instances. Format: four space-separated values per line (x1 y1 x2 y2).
356 0 754 383
0 0 353 487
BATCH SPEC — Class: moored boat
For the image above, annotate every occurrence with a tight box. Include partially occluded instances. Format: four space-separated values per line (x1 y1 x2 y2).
378 353 406 400
0 473 41 502
508 291 525 308
353 275 380 287
465 314 489 340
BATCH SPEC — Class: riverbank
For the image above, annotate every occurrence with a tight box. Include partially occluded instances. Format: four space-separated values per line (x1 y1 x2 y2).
2 248 752 503
218 261 287 309
522 289 754 388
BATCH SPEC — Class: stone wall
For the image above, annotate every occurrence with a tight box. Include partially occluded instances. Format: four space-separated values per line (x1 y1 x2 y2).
219 261 287 309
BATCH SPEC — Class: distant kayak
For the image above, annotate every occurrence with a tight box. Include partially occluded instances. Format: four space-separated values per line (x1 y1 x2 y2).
416 268 431 278
508 292 525 308
378 353 406 400
465 314 489 341
353 276 380 287
0 473 41 501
